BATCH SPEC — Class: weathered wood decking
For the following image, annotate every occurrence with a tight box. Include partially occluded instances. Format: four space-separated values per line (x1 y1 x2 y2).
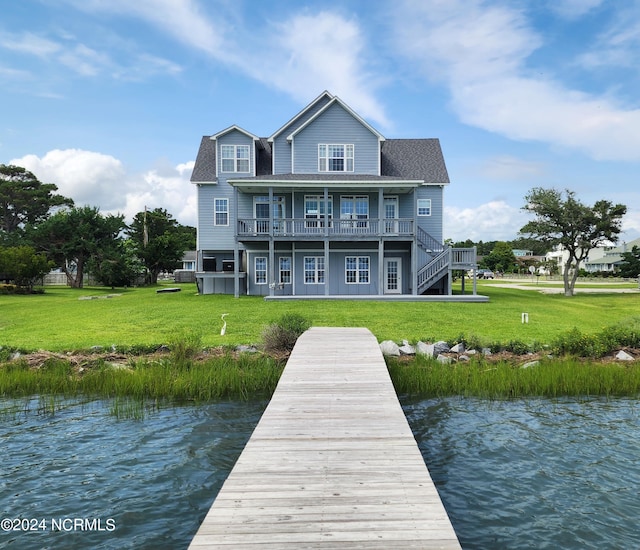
189 327 461 549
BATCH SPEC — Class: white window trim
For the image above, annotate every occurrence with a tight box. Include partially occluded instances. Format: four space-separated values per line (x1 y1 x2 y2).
279 256 292 285
318 143 354 172
345 256 370 284
255 256 267 285
417 198 432 217
221 144 250 173
304 256 325 285
214 198 229 226
304 195 333 228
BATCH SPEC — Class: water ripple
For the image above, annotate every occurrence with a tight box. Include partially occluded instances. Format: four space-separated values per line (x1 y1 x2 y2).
0 397 266 550
403 396 640 550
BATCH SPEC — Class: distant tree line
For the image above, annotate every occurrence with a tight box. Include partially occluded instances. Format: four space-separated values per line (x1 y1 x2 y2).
0 164 195 292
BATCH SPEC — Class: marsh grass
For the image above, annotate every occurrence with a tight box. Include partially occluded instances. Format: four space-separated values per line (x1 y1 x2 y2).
0 353 283 401
388 355 640 398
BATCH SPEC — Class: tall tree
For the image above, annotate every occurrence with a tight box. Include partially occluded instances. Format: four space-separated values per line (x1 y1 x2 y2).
34 206 125 288
128 208 194 284
520 188 626 296
0 164 73 244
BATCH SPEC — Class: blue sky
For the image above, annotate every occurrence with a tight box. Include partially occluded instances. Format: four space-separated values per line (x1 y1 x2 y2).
2 0 639 242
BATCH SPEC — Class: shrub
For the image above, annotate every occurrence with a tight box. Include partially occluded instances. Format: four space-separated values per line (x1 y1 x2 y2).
169 330 203 367
553 327 607 358
262 313 311 353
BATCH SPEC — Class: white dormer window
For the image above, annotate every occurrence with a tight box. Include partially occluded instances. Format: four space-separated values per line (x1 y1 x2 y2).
221 144 250 172
318 144 354 172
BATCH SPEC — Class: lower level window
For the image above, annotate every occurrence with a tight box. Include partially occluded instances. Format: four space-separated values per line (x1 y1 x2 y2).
346 256 369 284
255 257 267 284
304 256 325 284
279 257 291 284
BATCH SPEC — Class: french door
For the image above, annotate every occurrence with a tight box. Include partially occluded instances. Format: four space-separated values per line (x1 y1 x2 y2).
383 196 399 234
384 257 402 294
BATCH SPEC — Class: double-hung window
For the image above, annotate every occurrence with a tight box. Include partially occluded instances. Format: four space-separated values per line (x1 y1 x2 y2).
255 257 267 285
304 257 325 284
417 199 432 216
221 144 250 173
279 257 291 285
345 256 369 284
214 198 228 226
318 144 354 172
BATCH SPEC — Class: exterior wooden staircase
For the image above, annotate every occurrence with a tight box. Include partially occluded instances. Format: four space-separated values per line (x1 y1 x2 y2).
416 227 476 294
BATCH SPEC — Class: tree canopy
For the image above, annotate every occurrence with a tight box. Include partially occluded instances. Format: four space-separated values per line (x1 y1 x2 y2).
128 208 195 284
34 206 126 288
520 187 627 296
0 164 73 244
618 246 640 278
482 241 517 273
0 245 52 292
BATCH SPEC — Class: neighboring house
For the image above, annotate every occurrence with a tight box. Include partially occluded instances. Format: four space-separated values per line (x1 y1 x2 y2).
546 238 640 274
174 251 197 283
190 91 476 298
181 251 197 271
584 238 640 273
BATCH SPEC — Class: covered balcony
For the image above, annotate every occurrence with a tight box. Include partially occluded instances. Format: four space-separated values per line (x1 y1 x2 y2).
236 217 415 240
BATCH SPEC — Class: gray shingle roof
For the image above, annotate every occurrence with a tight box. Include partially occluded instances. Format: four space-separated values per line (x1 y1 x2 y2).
190 136 273 182
191 136 449 184
381 139 449 184
190 137 216 182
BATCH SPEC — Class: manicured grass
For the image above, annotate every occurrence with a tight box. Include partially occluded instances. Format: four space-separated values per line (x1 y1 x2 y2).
1 282 639 351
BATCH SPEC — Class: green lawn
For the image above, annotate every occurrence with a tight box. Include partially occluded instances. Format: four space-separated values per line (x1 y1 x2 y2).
1 282 639 352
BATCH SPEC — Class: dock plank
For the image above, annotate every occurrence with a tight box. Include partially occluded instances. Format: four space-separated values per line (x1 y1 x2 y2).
189 327 461 549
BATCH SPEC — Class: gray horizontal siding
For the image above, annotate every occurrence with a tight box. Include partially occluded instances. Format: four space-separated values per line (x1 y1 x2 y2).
272 95 332 175
293 103 379 175
415 186 443 243
197 185 236 250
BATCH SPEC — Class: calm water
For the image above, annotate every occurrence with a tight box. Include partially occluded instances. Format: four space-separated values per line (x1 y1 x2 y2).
1 396 639 549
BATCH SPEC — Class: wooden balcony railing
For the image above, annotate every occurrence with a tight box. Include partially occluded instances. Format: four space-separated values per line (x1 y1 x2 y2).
237 218 415 238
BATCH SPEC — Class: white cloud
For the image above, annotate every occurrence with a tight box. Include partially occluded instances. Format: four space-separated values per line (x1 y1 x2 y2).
66 0 224 57
241 12 389 128
63 1 389 128
444 201 528 241
390 0 640 162
577 8 640 71
0 25 182 84
0 31 61 56
9 150 197 227
547 0 605 19
58 43 112 76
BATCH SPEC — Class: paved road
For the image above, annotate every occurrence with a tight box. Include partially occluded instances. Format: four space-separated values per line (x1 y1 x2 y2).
489 281 639 294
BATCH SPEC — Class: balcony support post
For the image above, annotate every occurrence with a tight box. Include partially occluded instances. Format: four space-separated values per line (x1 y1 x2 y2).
323 187 329 238
268 186 275 297
324 239 330 296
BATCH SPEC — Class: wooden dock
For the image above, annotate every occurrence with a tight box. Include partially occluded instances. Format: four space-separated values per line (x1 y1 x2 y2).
189 327 461 549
